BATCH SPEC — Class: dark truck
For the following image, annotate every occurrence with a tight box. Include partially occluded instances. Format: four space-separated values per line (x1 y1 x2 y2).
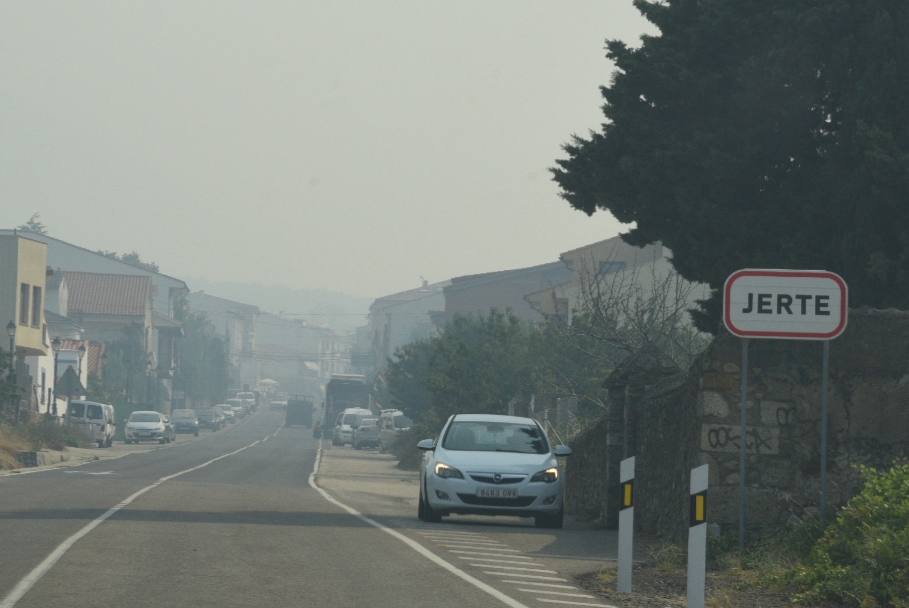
285 398 314 427
324 374 369 423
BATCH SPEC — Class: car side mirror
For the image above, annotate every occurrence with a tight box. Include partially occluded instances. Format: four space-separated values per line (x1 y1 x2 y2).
417 438 435 451
553 445 572 457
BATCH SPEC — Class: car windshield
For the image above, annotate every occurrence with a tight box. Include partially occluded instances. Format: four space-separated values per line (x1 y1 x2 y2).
342 413 364 426
129 413 160 423
86 404 104 420
173 411 195 419
67 403 85 418
442 421 549 454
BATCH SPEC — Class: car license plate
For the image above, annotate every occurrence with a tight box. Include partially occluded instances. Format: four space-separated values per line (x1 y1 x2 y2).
476 487 518 499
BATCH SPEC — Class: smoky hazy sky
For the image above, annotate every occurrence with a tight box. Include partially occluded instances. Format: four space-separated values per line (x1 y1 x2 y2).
1 2 650 297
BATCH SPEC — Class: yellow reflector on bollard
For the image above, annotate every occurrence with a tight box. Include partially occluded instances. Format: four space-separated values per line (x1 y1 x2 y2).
621 481 634 510
690 491 707 526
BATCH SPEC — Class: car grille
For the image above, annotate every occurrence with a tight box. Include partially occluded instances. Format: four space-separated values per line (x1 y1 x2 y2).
457 494 536 507
468 474 525 485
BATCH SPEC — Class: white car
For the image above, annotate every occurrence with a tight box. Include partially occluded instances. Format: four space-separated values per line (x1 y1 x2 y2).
332 407 373 446
418 414 571 528
124 411 175 445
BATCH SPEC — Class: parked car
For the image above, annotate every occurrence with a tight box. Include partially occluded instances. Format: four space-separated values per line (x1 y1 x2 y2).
417 414 572 529
353 417 380 449
216 404 236 423
65 400 116 448
172 409 200 436
332 407 373 446
197 407 225 431
379 409 413 452
124 411 176 444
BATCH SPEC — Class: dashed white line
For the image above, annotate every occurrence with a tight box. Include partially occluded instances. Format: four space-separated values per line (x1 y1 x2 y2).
517 589 596 599
538 600 614 607
458 557 545 566
471 565 558 574
484 572 567 582
441 544 520 552
0 437 264 608
501 581 578 590
449 550 536 560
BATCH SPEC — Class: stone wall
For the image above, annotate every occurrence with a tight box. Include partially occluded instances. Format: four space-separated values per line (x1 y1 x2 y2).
565 308 909 539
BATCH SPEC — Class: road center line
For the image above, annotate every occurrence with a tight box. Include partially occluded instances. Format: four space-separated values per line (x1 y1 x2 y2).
0 436 265 608
308 445 532 608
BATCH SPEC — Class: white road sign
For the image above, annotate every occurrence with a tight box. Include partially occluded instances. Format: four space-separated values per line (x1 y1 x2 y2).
724 269 848 340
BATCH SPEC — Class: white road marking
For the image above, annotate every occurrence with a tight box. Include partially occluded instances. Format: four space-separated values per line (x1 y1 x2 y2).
441 543 520 552
458 557 545 567
423 535 503 543
517 589 595 599
538 600 613 607
309 446 532 608
429 538 507 546
0 437 264 608
484 572 567 582
62 471 114 475
449 550 536 560
417 530 484 537
262 437 270 443
501 581 577 590
471 565 558 574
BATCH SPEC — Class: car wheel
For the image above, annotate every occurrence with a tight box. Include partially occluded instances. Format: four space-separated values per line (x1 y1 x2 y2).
419 483 442 523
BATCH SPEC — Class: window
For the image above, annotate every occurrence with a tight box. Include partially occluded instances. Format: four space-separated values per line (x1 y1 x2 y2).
442 421 549 454
598 261 627 275
19 283 30 325
31 285 42 328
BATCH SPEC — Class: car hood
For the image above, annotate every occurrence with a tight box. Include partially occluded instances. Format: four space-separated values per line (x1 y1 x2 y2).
435 448 555 474
127 422 164 430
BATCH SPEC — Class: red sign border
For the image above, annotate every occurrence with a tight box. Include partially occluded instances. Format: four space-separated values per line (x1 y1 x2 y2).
723 269 848 340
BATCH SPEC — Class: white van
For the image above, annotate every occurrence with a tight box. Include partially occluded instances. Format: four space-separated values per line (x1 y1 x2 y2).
66 400 116 448
332 407 373 446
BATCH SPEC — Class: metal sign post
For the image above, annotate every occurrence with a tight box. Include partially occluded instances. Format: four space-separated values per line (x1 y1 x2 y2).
617 456 635 593
820 341 830 521
687 464 709 608
738 339 749 553
724 269 848 546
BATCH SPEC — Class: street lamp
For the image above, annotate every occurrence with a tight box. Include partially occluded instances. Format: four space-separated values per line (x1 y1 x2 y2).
51 337 61 417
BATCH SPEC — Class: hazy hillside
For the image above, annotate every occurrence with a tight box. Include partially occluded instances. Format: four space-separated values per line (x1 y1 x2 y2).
186 278 371 334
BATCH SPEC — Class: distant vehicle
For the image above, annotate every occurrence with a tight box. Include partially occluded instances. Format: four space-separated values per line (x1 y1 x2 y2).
325 374 369 424
285 398 314 427
353 417 380 449
236 391 257 410
172 409 200 436
197 407 225 431
226 398 248 417
417 414 572 528
65 400 116 448
379 410 413 452
124 411 176 445
216 404 236 423
332 407 373 446
270 400 287 410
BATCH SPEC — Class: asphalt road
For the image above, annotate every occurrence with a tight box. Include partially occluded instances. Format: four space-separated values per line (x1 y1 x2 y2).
0 409 522 608
0 409 619 608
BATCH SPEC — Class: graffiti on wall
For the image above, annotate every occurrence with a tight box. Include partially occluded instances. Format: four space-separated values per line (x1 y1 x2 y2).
700 424 781 454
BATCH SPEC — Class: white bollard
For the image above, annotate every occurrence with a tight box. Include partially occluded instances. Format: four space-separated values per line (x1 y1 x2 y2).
617 456 635 593
687 464 709 608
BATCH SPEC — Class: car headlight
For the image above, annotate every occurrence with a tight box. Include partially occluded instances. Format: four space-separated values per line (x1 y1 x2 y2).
434 462 464 479
531 467 559 483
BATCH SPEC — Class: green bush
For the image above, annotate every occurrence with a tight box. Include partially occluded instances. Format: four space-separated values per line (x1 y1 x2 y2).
24 419 90 450
791 463 909 607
